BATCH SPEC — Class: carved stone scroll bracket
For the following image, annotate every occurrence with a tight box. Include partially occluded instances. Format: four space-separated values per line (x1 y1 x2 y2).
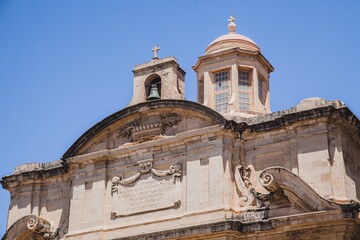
27 216 58 240
235 164 287 208
258 167 339 212
111 200 181 219
250 171 286 203
111 162 182 194
234 165 256 207
118 112 181 142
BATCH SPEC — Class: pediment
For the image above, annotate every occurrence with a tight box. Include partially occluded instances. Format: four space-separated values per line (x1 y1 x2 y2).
63 100 226 158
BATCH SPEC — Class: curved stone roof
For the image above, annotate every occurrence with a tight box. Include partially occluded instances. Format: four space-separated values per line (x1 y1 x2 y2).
205 33 260 55
62 100 227 158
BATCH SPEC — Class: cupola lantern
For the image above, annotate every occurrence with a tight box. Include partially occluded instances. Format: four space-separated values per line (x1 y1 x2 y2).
193 16 274 118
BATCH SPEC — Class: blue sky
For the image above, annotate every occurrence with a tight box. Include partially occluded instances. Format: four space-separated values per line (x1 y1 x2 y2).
1 0 360 235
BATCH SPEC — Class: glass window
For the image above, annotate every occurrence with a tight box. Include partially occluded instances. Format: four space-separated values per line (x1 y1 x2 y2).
239 92 250 103
214 71 229 113
238 70 251 111
239 92 250 110
215 71 229 91
215 93 228 113
258 78 263 103
238 71 250 90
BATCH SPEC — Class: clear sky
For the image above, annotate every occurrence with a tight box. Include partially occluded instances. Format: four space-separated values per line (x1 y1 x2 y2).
0 0 359 235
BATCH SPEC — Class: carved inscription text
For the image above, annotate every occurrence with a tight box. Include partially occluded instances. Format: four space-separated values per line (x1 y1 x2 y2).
111 162 182 218
118 174 179 214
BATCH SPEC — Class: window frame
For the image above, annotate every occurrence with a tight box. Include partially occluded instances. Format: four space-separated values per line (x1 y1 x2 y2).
213 69 230 113
257 74 267 105
238 68 252 111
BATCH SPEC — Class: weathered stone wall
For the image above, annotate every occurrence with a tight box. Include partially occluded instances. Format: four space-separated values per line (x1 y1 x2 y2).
3 102 360 239
341 126 360 200
243 116 360 202
6 173 71 238
64 125 231 239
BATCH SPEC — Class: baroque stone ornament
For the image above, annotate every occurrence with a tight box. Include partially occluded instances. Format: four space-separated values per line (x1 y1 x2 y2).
118 112 181 142
235 165 286 207
251 171 286 202
111 162 182 219
259 167 339 212
111 162 182 194
234 165 256 207
27 216 58 240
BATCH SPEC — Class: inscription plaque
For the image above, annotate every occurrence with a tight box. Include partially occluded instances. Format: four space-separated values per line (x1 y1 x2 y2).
111 162 182 218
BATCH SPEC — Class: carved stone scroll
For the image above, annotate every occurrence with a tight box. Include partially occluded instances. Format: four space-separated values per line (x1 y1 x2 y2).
251 171 285 202
111 162 182 194
259 167 337 211
235 165 286 207
234 165 256 207
27 216 58 240
118 112 181 142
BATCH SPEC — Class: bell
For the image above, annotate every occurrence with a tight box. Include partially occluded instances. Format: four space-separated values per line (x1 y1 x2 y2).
147 84 161 100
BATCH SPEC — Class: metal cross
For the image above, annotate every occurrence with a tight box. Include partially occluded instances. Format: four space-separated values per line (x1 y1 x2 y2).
228 15 236 24
152 45 160 59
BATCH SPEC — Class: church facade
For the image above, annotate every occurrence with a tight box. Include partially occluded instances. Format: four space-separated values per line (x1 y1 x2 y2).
2 17 360 240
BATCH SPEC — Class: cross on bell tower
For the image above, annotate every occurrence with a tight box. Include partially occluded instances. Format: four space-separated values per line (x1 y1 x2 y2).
152 45 160 60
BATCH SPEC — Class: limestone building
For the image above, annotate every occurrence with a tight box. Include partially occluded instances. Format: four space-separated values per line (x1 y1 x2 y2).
2 17 360 239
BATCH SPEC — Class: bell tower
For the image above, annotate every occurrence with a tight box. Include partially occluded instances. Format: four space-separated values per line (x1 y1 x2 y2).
129 45 186 106
193 16 274 118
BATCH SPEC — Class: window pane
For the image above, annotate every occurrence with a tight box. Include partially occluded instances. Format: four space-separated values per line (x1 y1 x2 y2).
239 92 250 110
239 103 250 110
258 79 263 102
215 71 229 92
238 71 250 90
238 70 251 111
239 92 250 103
215 92 228 113
239 71 249 80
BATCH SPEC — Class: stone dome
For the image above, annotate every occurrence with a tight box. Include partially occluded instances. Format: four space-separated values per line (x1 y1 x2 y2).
205 16 260 55
205 33 260 55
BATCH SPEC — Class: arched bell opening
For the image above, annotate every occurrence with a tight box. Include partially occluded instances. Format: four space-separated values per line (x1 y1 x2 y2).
145 74 161 101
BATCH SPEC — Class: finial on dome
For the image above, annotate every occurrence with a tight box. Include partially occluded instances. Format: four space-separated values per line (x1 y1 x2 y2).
228 15 236 33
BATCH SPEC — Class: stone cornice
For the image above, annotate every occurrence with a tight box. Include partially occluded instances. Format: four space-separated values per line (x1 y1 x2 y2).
110 215 359 240
66 125 225 165
1 159 68 190
2 101 359 190
246 105 360 138
192 47 274 73
132 56 186 76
